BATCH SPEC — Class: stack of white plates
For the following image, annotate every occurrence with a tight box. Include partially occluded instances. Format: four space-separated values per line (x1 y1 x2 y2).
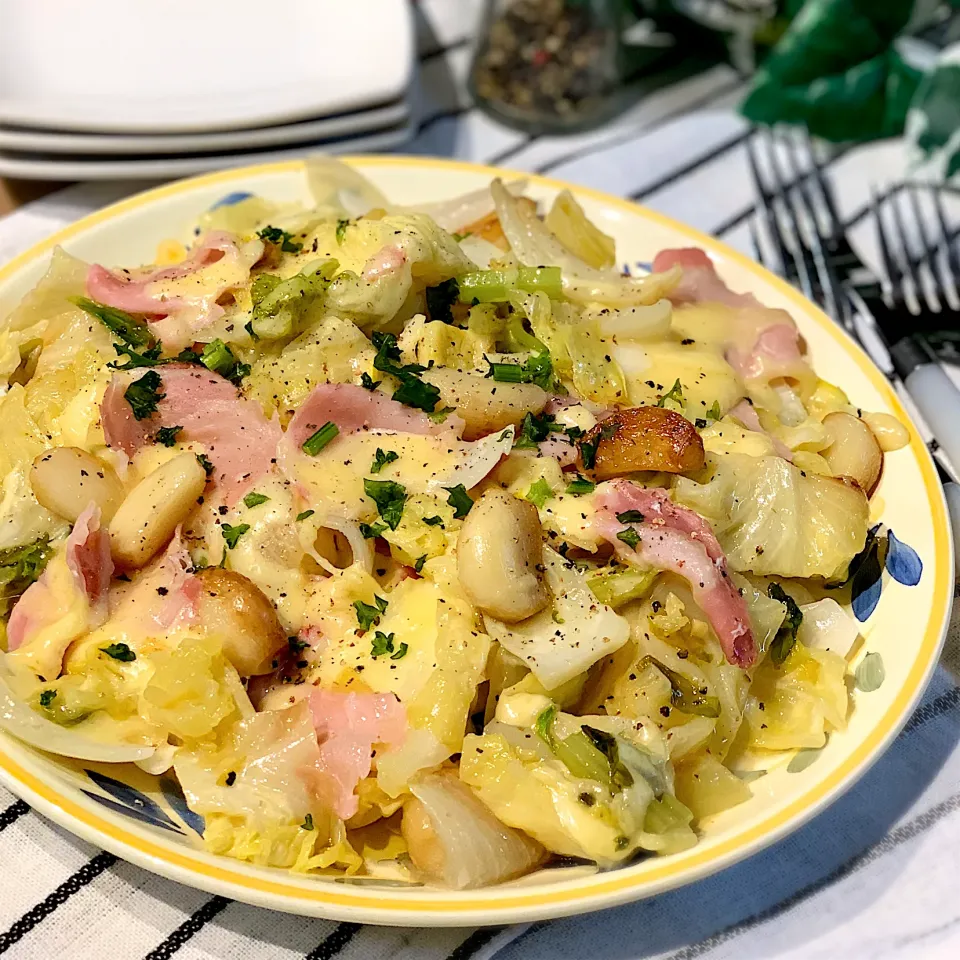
0 0 415 180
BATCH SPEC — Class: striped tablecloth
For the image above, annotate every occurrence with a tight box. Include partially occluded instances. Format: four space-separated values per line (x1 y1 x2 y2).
1 2 959 957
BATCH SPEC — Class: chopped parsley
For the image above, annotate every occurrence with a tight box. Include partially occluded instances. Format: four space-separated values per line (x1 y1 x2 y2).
221 523 250 550
109 341 163 370
656 378 684 408
100 642 136 662
335 219 350 245
371 332 440 413
154 425 183 447
451 231 471 242
370 631 397 658
370 448 399 475
243 491 270 508
301 813 315 831
257 225 303 253
363 479 407 530
423 515 445 527
354 595 388 633
526 478 554 509
413 555 427 574
39 689 57 708
485 350 555 390
360 372 382 391
200 339 250 385
615 510 645 524
244 319 259 341
124 370 165 421
566 476 595 496
514 411 564 450
295 509 315 522
425 277 460 324
428 406 456 423
579 423 617 470
768 583 803 665
444 484 474 519
359 521 387 539
616 528 641 550
707 400 722 421
391 641 409 660
302 421 339 456
196 453 215 477
70 296 152 347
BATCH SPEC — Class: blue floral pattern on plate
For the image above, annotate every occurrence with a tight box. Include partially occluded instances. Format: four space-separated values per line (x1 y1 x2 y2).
83 769 203 836
849 525 922 622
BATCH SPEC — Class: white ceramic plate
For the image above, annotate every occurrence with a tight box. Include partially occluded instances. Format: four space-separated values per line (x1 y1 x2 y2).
0 0 413 134
0 99 410 156
0 122 415 181
0 157 951 927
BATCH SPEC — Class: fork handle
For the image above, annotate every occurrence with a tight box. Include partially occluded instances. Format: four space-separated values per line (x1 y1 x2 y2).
900 360 960 477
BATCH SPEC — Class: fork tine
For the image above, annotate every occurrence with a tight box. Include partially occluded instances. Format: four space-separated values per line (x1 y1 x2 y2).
872 187 901 308
745 134 791 279
931 186 960 295
888 186 926 313
748 217 765 266
784 138 846 324
906 185 946 312
801 128 843 234
760 133 816 303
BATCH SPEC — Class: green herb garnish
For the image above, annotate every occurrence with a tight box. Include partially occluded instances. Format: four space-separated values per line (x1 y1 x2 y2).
295 509 315 522
221 523 250 550
244 319 259 341
514 411 563 450
0 539 52 611
616 510 645 524
768 583 803 665
413 555 427 574
200 339 250 386
154 425 183 448
354 595 388 633
70 296 152 347
707 400 722 421
423 515 445 527
196 453 215 477
641 657 721 718
359 521 387 539
425 277 460 324
363 479 407 530
370 448 399 475
370 631 396 658
243 492 270 508
124 370 165 421
566 477 595 496
390 641 409 660
335 219 349 245
100 642 136 662
656 378 684 408
486 351 554 390
444 484 473 519
360 372 381 391
302 421 339 456
371 332 440 413
616 528 641 550
526 478 554 509
301 813 314 831
258 225 302 253
109 341 163 370
39 689 57 708
579 423 617 470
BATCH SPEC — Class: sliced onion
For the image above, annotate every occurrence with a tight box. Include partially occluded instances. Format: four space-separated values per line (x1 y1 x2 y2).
0 656 155 763
402 179 528 231
594 300 673 341
300 514 373 575
491 179 681 307
135 741 178 775
305 155 390 217
377 727 451 798
428 425 515 494
403 773 544 889
796 598 860 658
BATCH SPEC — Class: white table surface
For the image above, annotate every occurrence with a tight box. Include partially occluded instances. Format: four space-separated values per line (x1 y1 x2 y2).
0 2 958 958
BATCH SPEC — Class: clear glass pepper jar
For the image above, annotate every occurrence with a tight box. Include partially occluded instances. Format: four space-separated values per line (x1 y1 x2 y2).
469 0 625 134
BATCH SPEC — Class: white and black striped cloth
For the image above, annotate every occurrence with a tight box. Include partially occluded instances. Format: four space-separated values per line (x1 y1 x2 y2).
1 2 959 956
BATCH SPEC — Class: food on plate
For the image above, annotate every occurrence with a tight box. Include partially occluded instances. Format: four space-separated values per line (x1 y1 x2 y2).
0 160 909 888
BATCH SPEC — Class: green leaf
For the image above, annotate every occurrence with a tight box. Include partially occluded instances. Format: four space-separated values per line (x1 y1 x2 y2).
413 555 427 574
390 641 409 660
258 225 303 253
426 278 460 324
301 813 314 831
371 331 440 413
295 509 315 522
370 448 399 475
363 479 407 530
615 510 644 524
196 453 214 477
100 642 136 662
526 478 554 509
707 401 722 422
360 372 382 391
335 219 349 245
767 582 803 665
354 595 388 633
656 378 683 408
124 370 165 421
243 492 270 508
641 657 721 718
443 484 473 520
109 341 164 370
370 631 396 658
391 374 441 413
38 689 57 708
221 523 250 550
359 521 387 539
302 421 339 456
513 411 563 450
423 515 445 527
616 528 641 550
154 425 183 447
200 339 250 386
70 296 152 347
855 651 885 692
566 476 595 496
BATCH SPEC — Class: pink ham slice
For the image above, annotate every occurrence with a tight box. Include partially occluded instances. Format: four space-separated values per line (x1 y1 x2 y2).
304 689 407 819
282 382 460 451
100 365 282 505
727 399 794 462
652 247 809 389
6 503 113 676
594 480 756 668
86 231 261 351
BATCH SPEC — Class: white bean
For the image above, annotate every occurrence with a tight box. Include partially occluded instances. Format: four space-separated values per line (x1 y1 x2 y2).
194 568 287 676
30 447 125 523
821 412 883 493
109 452 206 568
861 411 910 452
457 489 549 622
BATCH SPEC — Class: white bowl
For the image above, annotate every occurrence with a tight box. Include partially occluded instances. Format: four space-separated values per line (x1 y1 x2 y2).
0 157 951 926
